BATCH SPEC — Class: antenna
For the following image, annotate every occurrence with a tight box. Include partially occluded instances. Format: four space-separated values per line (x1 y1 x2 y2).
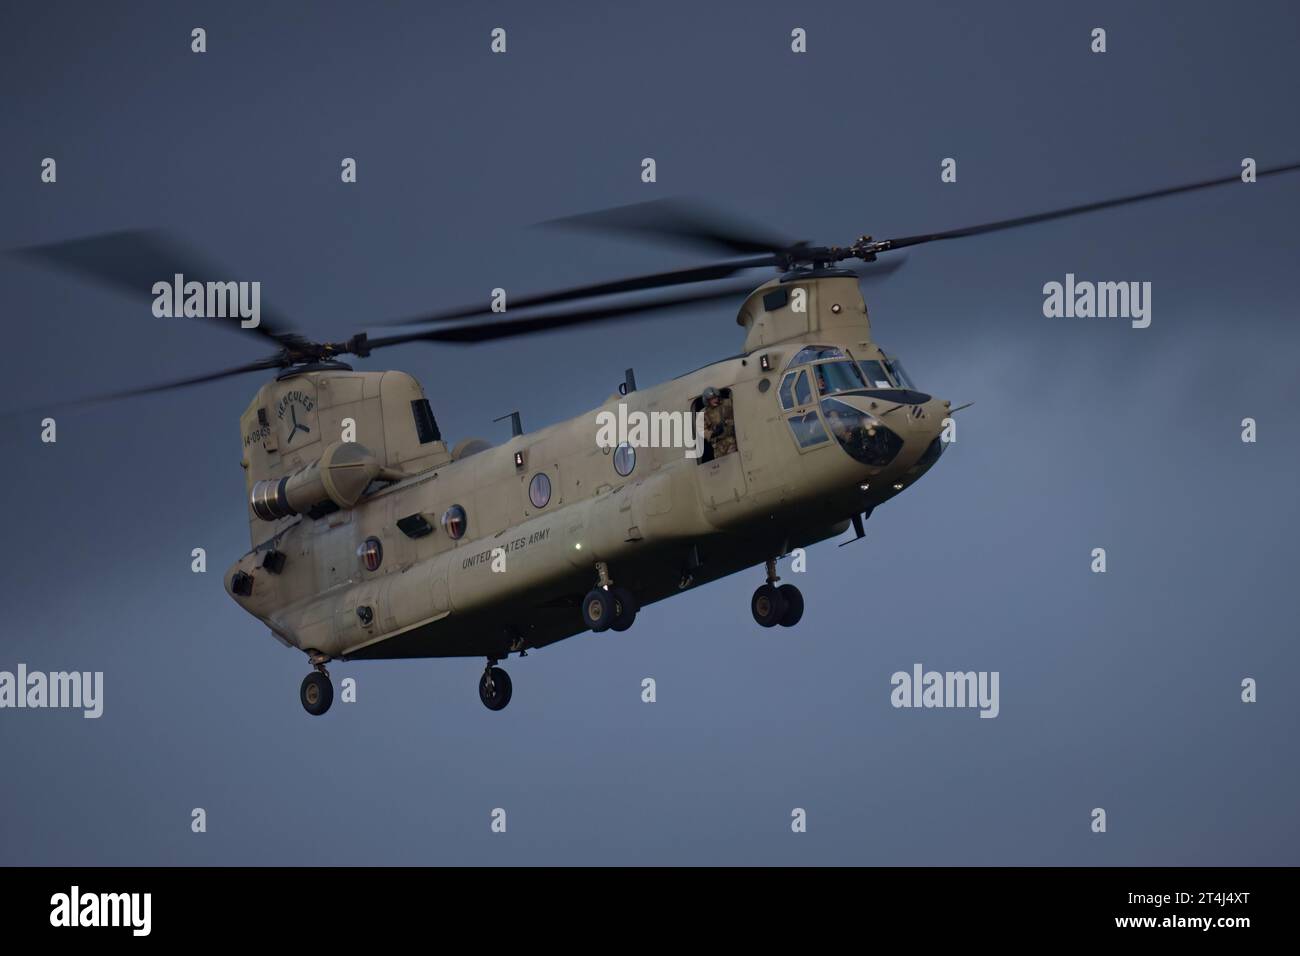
493 411 523 437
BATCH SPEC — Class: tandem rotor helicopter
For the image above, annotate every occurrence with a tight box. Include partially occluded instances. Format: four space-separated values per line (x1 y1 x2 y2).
15 163 1299 714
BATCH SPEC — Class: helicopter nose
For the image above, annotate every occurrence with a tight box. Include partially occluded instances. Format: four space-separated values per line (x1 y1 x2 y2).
898 397 949 442
927 398 951 438
898 397 950 475
924 398 953 444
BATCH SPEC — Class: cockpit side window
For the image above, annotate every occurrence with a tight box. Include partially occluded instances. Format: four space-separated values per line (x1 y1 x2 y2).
778 371 797 409
787 411 829 448
778 369 812 410
794 371 812 405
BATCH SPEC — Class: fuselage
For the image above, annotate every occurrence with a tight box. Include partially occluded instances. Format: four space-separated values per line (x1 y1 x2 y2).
225 273 949 661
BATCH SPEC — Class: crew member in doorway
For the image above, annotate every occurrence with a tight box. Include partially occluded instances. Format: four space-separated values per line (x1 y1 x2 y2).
702 386 737 457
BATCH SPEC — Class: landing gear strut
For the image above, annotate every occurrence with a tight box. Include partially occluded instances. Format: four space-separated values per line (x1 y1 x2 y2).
300 653 334 716
751 557 804 628
479 659 513 711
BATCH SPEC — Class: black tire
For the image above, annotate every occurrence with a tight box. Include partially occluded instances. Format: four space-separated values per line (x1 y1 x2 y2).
479 666 513 711
582 588 615 632
751 584 787 628
778 584 804 627
300 671 333 716
610 587 639 632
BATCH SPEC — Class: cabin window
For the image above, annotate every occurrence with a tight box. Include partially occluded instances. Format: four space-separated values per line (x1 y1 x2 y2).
691 389 738 463
787 411 829 448
357 537 383 572
529 473 552 509
412 399 441 444
442 505 468 539
613 442 636 477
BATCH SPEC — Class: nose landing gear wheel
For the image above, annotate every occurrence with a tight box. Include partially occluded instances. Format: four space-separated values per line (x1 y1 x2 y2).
751 584 787 628
300 671 333 716
479 665 513 711
777 583 804 627
582 588 615 632
609 586 638 632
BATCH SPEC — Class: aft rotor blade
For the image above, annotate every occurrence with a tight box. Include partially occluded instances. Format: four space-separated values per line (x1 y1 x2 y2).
11 229 299 345
542 198 802 257
21 355 285 415
370 283 757 348
385 255 779 327
876 162 1300 252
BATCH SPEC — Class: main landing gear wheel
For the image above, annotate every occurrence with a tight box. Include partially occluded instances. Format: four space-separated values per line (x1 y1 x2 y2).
582 588 615 632
479 665 513 711
300 671 333 716
777 583 804 627
610 587 639 632
751 584 787 628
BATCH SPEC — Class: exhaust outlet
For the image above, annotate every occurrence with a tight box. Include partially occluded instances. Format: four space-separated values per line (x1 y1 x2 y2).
249 441 385 521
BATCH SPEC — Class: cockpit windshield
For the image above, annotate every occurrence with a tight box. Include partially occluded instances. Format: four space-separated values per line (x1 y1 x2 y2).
857 360 894 389
811 360 867 397
883 355 916 389
787 345 847 367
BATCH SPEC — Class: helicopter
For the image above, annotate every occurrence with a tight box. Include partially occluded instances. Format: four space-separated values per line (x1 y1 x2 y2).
14 162 1299 715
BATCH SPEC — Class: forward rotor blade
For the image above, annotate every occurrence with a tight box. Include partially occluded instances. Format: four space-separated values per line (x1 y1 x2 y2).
11 229 298 345
542 198 801 257
877 162 1300 251
385 252 903 332
370 282 757 348
385 255 779 327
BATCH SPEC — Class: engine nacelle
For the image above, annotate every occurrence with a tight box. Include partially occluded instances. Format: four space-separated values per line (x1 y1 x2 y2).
250 441 383 521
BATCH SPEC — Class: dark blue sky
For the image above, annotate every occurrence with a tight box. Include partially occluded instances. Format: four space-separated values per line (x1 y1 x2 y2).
1 0 1297 864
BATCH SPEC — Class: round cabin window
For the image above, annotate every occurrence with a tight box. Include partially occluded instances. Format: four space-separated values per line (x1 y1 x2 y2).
613 442 636 477
442 505 468 540
529 473 552 509
357 537 383 572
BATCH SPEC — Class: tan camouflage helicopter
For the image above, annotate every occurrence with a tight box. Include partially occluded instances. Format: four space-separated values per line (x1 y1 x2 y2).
17 164 1299 714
